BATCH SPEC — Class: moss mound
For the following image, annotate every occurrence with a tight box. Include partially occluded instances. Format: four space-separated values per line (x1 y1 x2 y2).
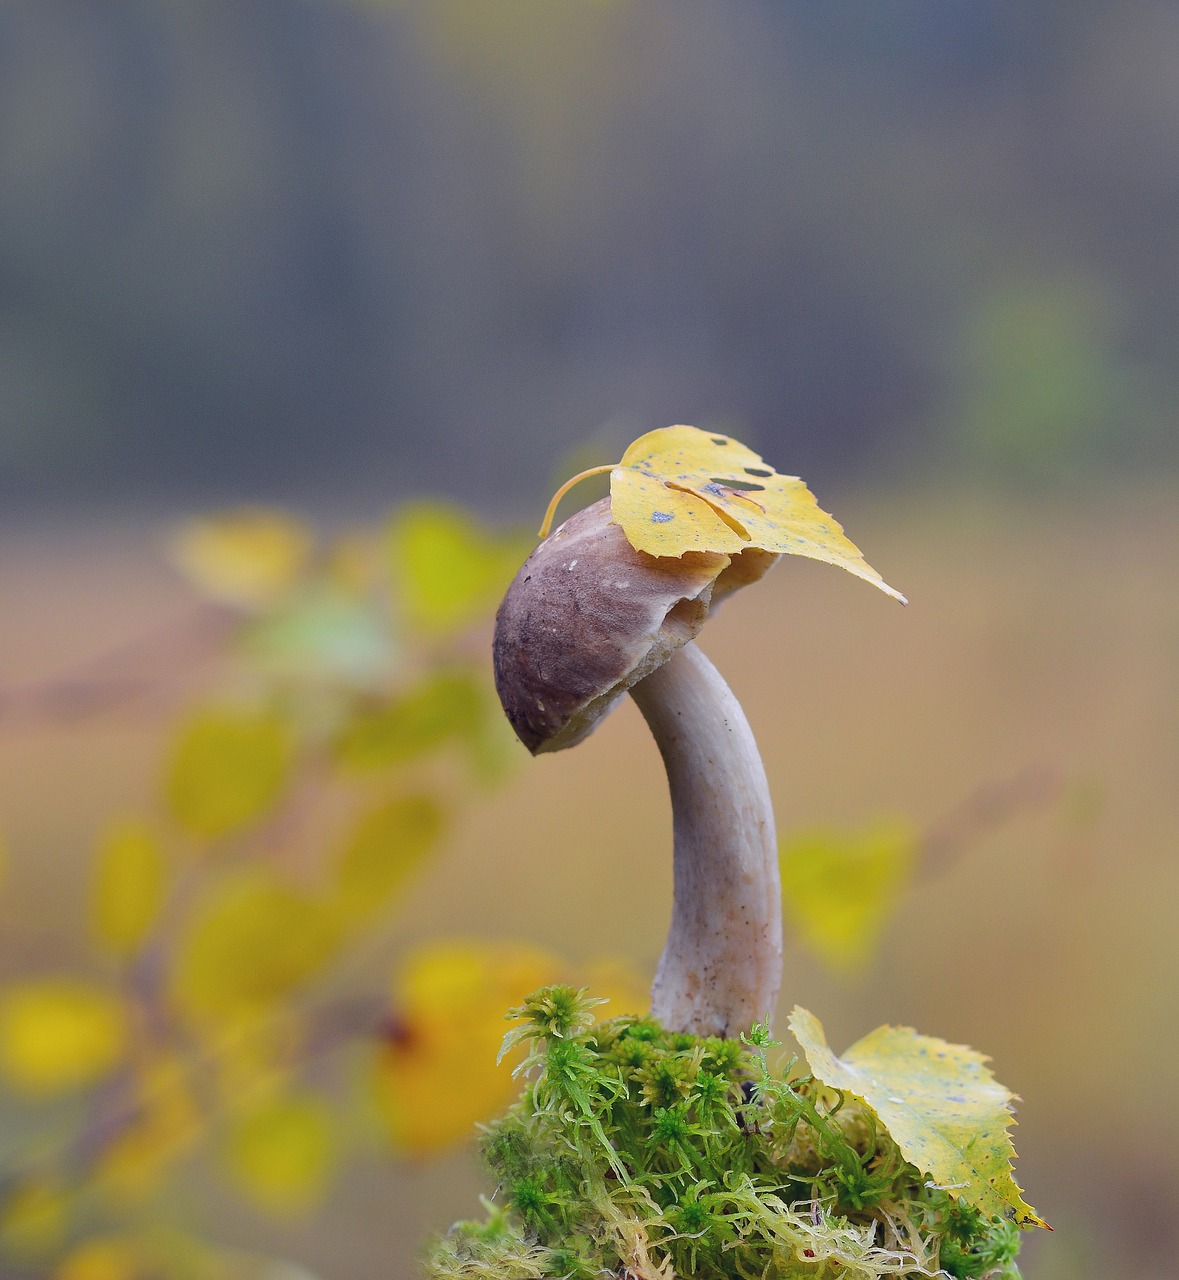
425 987 1021 1280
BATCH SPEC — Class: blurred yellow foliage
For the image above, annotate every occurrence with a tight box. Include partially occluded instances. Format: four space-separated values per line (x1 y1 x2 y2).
94 1053 202 1205
577 960 648 1020
333 670 485 772
385 503 528 635
169 870 339 1022
0 1178 68 1257
0 980 128 1096
55 1236 141 1280
170 509 313 609
165 709 293 841
374 940 560 1153
91 821 168 958
224 1092 336 1214
779 821 916 973
332 793 444 924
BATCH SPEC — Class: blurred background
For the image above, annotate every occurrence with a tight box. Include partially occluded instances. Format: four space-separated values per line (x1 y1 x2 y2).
0 2 1177 1278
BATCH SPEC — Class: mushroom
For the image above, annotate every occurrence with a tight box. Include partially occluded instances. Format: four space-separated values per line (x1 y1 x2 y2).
493 497 781 1038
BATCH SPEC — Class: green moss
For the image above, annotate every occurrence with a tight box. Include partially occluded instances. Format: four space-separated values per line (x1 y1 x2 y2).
425 987 1023 1280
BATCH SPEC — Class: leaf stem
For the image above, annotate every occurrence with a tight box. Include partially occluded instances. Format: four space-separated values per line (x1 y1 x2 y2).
537 465 617 538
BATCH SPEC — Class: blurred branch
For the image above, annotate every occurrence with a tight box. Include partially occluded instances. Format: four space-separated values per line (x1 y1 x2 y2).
916 764 1065 883
0 604 235 727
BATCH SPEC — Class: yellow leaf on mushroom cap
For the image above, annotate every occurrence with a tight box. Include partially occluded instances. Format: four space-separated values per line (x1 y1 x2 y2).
541 426 904 602
788 1006 1046 1229
611 427 905 601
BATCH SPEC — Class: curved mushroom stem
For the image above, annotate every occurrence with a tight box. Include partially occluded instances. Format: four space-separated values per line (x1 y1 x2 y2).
629 640 781 1038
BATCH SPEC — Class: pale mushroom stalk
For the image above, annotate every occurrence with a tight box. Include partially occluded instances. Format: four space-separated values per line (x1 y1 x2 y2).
629 641 780 1038
493 497 784 1041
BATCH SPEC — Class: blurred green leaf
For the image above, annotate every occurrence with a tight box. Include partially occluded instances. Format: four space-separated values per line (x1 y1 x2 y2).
91 820 169 959
169 870 339 1021
332 793 445 924
224 1092 336 1215
239 586 395 688
332 670 485 771
165 709 293 841
0 1179 68 1258
956 279 1145 477
780 820 915 973
789 1007 1046 1229
385 502 528 636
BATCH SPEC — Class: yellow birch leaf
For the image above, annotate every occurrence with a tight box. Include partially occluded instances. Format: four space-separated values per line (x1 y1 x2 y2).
91 821 168 958
779 821 915 973
224 1092 336 1215
1 1179 68 1257
386 503 532 635
165 708 292 841
0 980 127 1096
170 509 312 608
788 1006 1046 1229
542 425 904 601
169 870 339 1022
332 793 445 925
374 941 560 1154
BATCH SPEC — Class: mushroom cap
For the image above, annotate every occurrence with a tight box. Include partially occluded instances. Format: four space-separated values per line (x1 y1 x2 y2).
493 497 778 754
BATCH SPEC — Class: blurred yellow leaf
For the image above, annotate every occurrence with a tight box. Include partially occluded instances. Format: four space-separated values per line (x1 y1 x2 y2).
224 1092 336 1215
579 960 649 1020
779 820 916 973
332 794 444 924
332 670 484 771
56 1237 142 1280
386 503 530 634
374 941 560 1154
95 1055 202 1205
542 426 904 602
170 509 312 608
165 708 292 841
1 1179 68 1257
169 870 339 1022
0 980 127 1096
91 821 168 959
789 1007 1046 1229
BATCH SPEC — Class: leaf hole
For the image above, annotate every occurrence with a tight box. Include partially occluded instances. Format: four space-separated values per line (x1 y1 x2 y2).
744 467 773 478
710 476 766 492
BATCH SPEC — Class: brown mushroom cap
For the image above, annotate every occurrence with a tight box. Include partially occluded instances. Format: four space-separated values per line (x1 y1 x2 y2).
493 497 778 754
